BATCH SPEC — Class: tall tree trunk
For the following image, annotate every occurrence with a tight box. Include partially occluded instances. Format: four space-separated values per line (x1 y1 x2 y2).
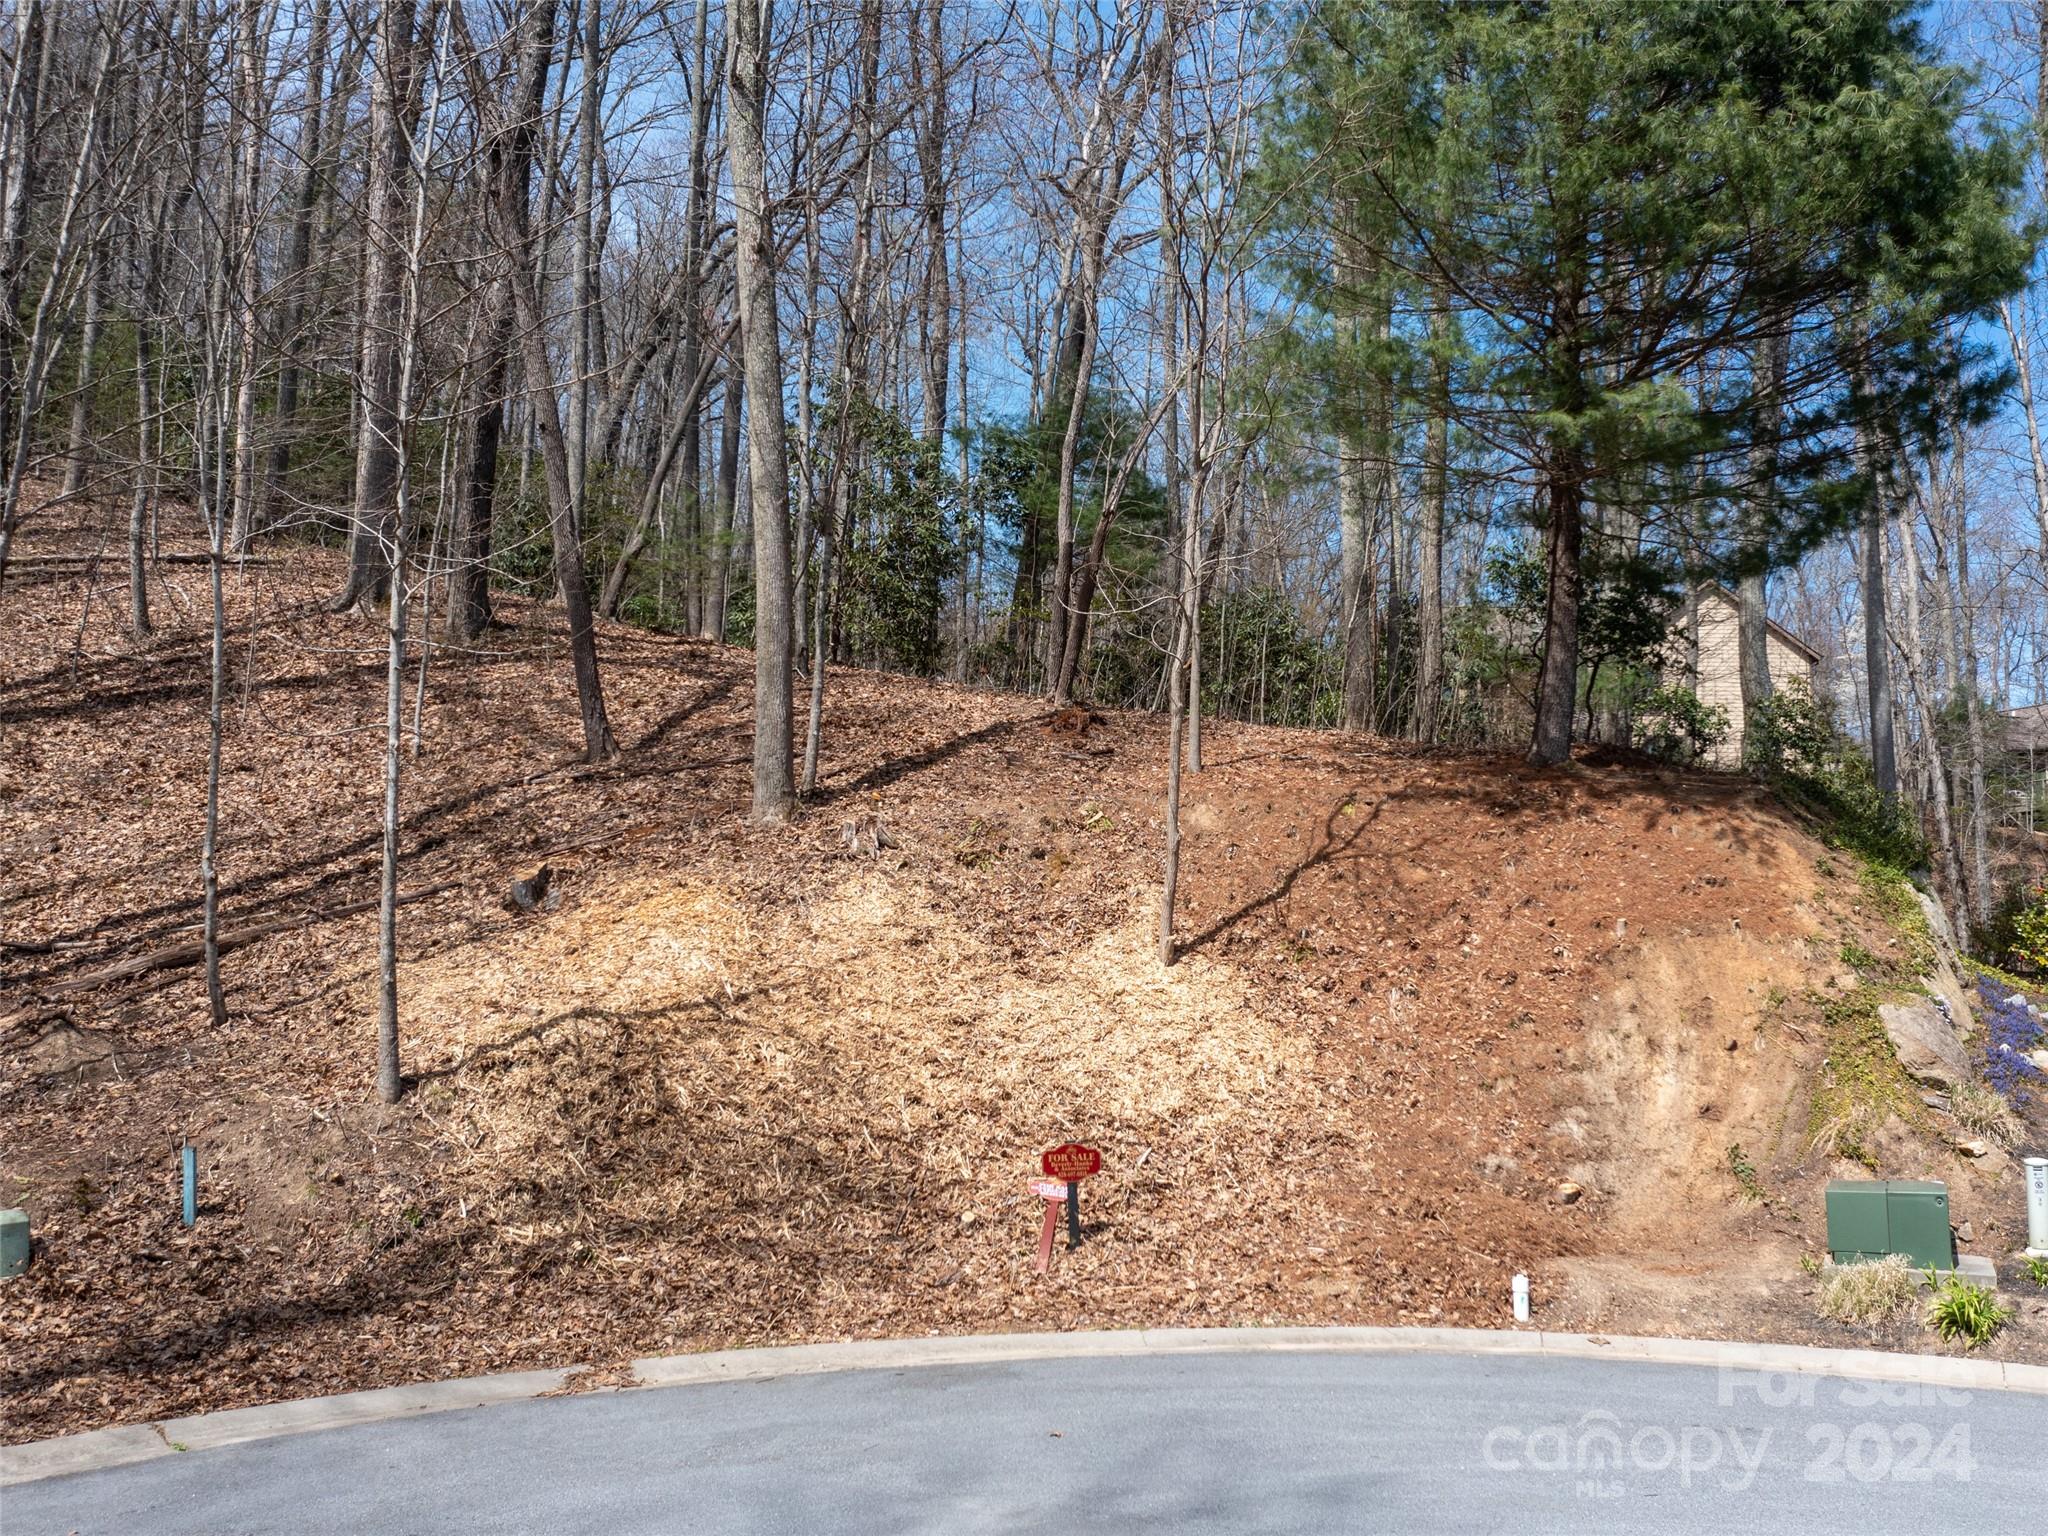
1148 22 1186 720
449 0 552 640
376 0 448 1102
790 40 820 669
1527 217 1591 769
128 314 154 636
226 0 267 555
668 0 714 633
1042 96 1137 700
1945 435 1992 928
377 553 406 1101
565 0 601 518
801 0 879 785
1898 501 1968 941
61 236 103 500
479 0 614 761
1410 305 1448 743
1334 232 1381 732
1160 536 1194 965
726 0 794 821
952 215 974 681
1858 417 1898 801
911 0 949 446
708 353 740 640
0 0 47 480
506 267 613 763
336 0 419 610
1737 327 1788 715
201 449 229 1030
448 279 511 639
1528 440 1585 768
266 0 330 510
1995 301 2048 576
1046 239 1101 704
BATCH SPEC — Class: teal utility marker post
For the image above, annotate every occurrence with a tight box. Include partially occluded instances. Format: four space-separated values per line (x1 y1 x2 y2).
0 1209 29 1277
181 1143 196 1227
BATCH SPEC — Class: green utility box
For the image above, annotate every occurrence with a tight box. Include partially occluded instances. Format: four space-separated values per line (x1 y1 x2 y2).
1826 1181 1890 1263
1825 1180 1954 1271
1884 1181 1955 1270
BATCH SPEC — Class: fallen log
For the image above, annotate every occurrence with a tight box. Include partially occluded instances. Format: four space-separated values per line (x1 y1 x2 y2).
8 553 276 569
22 881 462 1002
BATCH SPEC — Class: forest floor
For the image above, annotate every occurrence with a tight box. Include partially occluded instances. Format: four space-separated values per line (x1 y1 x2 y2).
4 501 2046 1445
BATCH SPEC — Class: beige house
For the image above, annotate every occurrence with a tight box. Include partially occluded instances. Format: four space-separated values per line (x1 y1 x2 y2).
1667 584 1821 766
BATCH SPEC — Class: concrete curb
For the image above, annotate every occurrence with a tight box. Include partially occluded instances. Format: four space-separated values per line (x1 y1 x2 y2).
6 1327 2045 1487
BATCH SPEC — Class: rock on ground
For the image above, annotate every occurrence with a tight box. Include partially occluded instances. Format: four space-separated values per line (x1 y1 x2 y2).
1878 998 1971 1089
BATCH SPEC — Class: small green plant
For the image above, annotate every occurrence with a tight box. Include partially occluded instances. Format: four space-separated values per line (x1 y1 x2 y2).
1815 855 1837 879
1923 1272 2011 1349
1817 1255 1917 1323
1838 941 1879 977
952 817 1007 869
1798 1253 1823 1278
1727 1143 1767 1204
2022 1254 2048 1288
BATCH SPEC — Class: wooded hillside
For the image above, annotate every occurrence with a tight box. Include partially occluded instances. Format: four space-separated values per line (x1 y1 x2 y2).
4 511 2043 1443
5 1 2048 967
9 0 2048 1446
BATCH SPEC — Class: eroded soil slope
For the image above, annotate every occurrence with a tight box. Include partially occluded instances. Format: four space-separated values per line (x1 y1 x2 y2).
3 509 2041 1444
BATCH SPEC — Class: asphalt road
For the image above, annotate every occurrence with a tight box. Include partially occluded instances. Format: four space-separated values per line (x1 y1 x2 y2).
5 1350 2033 1534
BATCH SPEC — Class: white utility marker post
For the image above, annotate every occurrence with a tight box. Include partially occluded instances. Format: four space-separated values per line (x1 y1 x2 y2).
2025 1156 2048 1258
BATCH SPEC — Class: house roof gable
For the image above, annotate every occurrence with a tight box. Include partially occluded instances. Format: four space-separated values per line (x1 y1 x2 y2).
1695 583 1823 666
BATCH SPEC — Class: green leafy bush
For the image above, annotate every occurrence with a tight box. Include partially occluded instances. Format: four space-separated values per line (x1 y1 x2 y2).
833 403 959 675
1745 678 1926 870
721 576 757 648
1923 1273 2011 1348
1634 684 1730 764
1089 585 1341 730
1998 883 2048 974
1743 675 1835 776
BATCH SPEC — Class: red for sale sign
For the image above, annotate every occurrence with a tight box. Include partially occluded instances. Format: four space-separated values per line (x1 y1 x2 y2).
1041 1143 1102 1181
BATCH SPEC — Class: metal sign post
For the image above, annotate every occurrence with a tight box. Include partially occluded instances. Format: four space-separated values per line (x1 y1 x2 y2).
1040 1144 1102 1251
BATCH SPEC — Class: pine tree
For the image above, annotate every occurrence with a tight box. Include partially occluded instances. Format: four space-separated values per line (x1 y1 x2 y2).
1265 0 2029 764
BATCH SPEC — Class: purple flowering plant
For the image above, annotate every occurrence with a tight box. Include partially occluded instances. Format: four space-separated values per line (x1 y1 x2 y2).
1976 975 2046 1106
